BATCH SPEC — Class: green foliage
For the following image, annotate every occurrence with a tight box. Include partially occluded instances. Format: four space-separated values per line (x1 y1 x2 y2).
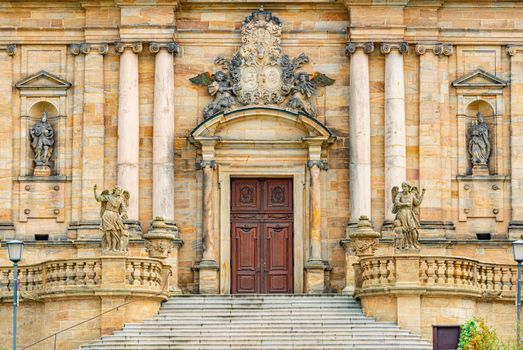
457 319 523 350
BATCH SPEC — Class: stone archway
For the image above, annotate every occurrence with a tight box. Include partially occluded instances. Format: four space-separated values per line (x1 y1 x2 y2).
190 107 335 294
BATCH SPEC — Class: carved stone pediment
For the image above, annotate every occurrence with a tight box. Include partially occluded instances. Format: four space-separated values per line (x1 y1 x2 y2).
15 70 72 97
190 9 334 119
452 69 507 89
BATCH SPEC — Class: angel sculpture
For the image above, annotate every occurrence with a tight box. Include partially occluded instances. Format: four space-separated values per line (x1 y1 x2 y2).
286 72 335 117
190 70 236 119
93 184 130 253
391 182 425 250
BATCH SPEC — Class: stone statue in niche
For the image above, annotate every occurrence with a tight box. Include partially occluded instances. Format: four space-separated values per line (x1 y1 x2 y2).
468 112 491 176
94 184 130 254
189 9 334 119
391 182 425 250
30 111 54 176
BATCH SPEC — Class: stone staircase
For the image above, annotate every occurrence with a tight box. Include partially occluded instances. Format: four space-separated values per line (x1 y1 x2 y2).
79 294 433 350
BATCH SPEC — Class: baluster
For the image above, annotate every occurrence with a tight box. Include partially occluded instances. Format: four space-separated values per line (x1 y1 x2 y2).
133 262 142 286
26 268 35 291
485 266 494 290
426 260 436 284
455 261 463 285
0 269 9 292
66 262 76 286
76 262 86 285
493 266 502 291
360 261 369 288
379 259 388 284
419 259 428 283
387 259 395 283
436 260 446 284
93 261 101 284
447 260 455 285
85 262 95 286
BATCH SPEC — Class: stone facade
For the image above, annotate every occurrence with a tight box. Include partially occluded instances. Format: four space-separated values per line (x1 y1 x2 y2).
0 0 523 348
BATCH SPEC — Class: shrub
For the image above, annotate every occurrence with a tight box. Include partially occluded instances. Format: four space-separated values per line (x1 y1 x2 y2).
457 319 523 350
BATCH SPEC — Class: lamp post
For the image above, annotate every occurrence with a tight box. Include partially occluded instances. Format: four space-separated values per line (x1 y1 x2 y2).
513 240 523 345
6 240 24 350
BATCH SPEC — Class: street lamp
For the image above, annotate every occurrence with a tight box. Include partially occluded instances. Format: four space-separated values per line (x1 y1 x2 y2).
513 240 523 346
6 240 24 350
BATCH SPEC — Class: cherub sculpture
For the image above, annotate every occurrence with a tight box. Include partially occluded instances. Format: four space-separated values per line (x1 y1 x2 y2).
93 184 130 253
190 70 236 119
286 72 335 117
391 182 425 250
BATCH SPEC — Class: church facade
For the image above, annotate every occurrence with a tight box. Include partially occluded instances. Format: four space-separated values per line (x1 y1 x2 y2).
0 0 522 348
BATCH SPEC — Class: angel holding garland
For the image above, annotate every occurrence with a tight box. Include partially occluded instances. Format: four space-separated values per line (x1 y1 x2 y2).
94 184 130 253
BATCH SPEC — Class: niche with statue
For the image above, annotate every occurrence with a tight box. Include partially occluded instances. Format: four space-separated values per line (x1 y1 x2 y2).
452 69 509 237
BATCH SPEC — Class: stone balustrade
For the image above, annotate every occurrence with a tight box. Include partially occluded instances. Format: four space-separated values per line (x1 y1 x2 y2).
356 255 517 300
0 257 169 301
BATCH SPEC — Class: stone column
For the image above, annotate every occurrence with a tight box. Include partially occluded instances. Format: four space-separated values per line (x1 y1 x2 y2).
196 137 220 294
345 42 374 225
116 42 142 229
304 138 328 293
0 45 15 240
150 43 179 227
381 42 408 221
508 46 523 238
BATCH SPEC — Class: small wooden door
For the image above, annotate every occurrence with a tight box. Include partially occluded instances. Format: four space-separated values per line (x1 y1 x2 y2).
231 178 293 294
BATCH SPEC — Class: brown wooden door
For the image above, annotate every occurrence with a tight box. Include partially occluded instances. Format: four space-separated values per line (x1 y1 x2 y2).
231 178 293 294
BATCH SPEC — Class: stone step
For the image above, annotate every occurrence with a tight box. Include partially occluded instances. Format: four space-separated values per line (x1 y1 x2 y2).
78 295 432 350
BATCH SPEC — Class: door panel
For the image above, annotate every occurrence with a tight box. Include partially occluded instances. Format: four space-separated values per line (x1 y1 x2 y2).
231 223 259 294
231 178 293 294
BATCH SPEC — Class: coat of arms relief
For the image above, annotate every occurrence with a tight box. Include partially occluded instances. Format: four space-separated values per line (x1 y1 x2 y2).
190 9 335 119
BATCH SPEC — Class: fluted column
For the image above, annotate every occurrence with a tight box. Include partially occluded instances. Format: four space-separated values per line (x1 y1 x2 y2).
381 42 408 221
150 42 179 226
345 42 374 224
116 42 142 223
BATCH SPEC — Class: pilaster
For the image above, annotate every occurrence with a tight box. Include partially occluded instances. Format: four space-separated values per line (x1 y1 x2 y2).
68 43 108 239
507 46 523 238
0 45 15 240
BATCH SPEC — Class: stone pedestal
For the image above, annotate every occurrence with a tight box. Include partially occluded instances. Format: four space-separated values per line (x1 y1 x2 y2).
472 163 489 176
341 216 380 295
144 217 183 294
198 260 219 294
305 261 326 294
33 165 51 176
99 256 127 335
394 253 421 335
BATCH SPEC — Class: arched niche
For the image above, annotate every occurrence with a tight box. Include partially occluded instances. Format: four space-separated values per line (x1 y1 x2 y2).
190 107 335 294
465 99 496 175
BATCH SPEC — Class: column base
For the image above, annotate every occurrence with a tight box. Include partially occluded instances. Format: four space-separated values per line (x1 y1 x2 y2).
305 260 325 294
196 259 219 294
124 220 143 239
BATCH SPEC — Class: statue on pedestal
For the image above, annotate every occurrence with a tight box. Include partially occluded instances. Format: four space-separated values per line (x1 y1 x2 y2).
468 112 491 175
94 184 130 253
392 182 425 250
30 112 54 176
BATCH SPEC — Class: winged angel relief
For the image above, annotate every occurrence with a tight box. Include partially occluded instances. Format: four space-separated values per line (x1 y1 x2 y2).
190 9 334 119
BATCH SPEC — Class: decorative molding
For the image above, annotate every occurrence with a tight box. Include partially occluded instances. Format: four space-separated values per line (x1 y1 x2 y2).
15 70 72 96
149 42 179 55
307 160 329 171
507 45 523 56
415 43 453 56
380 42 409 55
451 68 507 89
198 160 217 170
69 43 109 56
115 41 143 54
344 42 374 56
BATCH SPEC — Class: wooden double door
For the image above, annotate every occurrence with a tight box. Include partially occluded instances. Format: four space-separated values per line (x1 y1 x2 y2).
231 178 294 294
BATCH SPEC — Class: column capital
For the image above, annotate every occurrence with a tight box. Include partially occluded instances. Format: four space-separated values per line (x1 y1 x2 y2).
69 43 109 56
415 43 453 56
507 45 523 56
0 44 17 56
380 42 409 55
115 41 143 55
198 160 217 170
149 42 180 55
307 160 329 171
345 42 374 56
